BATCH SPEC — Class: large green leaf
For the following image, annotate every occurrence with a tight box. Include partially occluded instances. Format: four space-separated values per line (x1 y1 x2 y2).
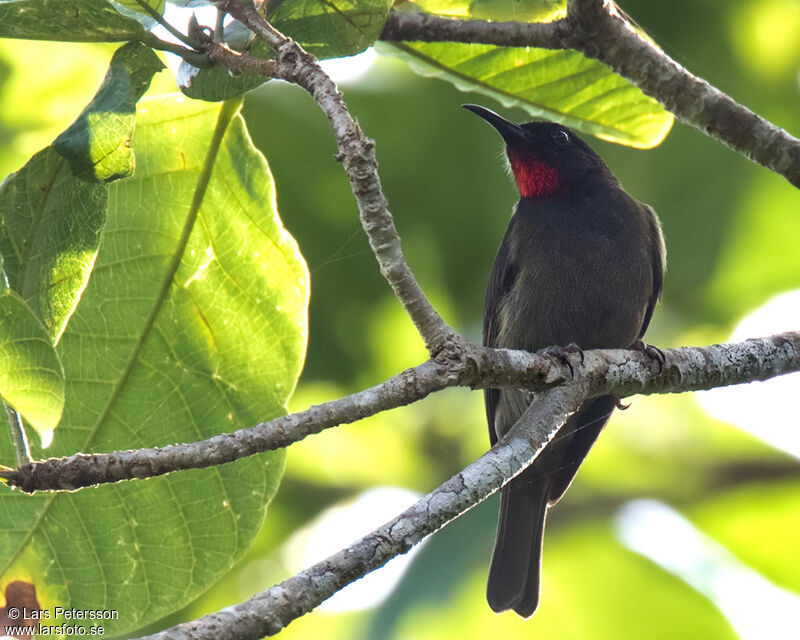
0 291 64 434
381 0 673 148
269 0 393 59
0 0 145 42
383 41 673 148
0 147 107 343
116 0 165 15
0 94 309 635
54 41 164 183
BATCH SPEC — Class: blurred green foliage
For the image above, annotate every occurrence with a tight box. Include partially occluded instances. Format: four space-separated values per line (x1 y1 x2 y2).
0 0 798 637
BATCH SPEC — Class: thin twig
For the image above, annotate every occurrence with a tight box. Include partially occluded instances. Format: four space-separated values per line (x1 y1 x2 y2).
137 31 211 68
132 0 198 48
214 6 226 43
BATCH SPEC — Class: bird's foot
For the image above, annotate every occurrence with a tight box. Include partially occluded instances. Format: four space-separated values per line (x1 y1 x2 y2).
614 397 631 410
538 343 584 378
630 339 665 371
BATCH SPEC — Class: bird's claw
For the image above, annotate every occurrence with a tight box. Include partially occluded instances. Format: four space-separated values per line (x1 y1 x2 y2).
615 397 631 410
538 343 584 378
563 342 585 365
631 339 665 371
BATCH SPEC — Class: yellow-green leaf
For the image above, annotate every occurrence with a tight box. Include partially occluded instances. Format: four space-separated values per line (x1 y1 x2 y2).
0 291 65 433
0 94 309 635
54 41 165 183
384 41 673 148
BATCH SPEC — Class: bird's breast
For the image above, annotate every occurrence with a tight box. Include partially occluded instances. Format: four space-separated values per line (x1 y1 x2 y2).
495 196 653 351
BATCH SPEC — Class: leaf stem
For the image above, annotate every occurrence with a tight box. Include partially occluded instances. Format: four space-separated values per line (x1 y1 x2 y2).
5 403 31 467
214 6 226 43
132 0 198 48
138 32 212 68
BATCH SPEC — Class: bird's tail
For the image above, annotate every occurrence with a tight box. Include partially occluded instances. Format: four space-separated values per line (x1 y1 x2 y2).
486 395 616 617
486 471 548 617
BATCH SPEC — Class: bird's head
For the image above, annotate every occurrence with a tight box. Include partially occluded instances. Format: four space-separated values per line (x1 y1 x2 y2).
463 104 614 199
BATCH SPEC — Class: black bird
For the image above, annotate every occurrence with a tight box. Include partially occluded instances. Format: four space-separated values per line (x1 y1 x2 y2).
464 104 665 618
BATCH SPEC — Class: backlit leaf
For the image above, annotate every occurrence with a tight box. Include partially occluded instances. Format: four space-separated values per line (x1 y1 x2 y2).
0 94 309 635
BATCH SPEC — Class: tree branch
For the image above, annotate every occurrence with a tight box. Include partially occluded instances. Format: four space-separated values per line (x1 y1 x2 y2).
3 359 460 491
379 7 800 188
379 12 570 48
6 332 798 492
134 383 585 640
133 329 800 639
208 0 459 355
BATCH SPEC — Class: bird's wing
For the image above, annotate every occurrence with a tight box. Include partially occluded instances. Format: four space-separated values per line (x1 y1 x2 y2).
638 203 666 339
484 221 517 446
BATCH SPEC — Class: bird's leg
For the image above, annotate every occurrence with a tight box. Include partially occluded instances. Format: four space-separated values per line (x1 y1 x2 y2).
616 341 663 409
537 343 584 378
630 339 666 371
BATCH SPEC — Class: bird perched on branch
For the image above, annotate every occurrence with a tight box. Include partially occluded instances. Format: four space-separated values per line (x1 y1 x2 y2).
463 104 665 618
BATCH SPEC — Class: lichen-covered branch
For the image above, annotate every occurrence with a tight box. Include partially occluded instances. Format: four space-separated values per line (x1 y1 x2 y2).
209 0 459 355
135 384 584 640
379 7 800 188
132 330 800 639
4 359 458 491
7 332 798 492
565 0 800 188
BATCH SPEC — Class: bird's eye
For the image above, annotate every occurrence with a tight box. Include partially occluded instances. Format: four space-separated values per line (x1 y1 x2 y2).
551 130 569 146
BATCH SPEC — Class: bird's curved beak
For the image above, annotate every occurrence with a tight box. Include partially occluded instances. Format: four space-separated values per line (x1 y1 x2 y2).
462 104 527 146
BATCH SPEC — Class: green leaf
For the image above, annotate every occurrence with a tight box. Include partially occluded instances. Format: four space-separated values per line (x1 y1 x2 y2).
0 0 145 42
468 0 563 21
0 40 123 182
115 0 165 15
412 0 565 21
268 0 393 59
0 94 309 635
0 291 65 434
382 41 673 148
0 147 107 343
54 42 165 182
381 0 672 148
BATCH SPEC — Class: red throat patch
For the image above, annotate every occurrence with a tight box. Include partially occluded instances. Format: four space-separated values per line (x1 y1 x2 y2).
507 150 561 198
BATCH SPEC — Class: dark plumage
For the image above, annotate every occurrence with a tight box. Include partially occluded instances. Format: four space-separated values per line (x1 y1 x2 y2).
464 104 666 618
